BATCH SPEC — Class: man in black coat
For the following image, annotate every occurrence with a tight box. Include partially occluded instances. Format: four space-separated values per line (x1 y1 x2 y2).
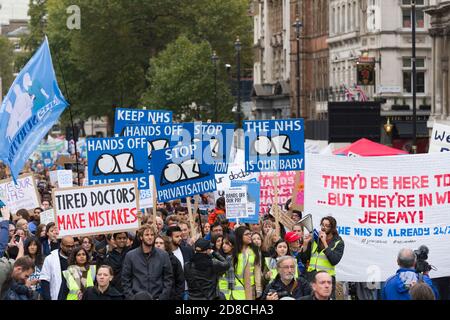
184 238 229 300
262 256 311 300
299 271 333 300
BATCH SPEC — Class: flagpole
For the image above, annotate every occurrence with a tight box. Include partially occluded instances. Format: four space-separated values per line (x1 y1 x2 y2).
53 47 81 186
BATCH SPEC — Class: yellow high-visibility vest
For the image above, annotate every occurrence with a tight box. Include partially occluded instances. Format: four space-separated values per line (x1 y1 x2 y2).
307 240 341 276
63 265 96 300
230 249 255 300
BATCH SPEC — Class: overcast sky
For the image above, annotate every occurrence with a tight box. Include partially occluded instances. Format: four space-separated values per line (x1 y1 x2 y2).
0 0 29 25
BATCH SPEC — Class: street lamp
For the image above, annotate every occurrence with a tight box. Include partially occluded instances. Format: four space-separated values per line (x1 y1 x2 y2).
211 50 219 122
235 36 241 128
411 0 417 154
293 17 303 118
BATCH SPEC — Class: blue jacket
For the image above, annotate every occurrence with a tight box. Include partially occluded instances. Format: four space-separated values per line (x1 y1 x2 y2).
0 220 10 257
382 268 439 300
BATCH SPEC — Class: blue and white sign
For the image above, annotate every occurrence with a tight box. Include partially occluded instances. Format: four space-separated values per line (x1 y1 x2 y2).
244 119 305 172
87 136 150 189
0 37 69 181
229 179 260 224
151 142 217 202
113 107 172 135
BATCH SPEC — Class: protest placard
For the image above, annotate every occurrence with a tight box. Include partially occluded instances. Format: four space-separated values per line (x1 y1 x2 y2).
229 180 260 223
139 176 154 209
113 107 172 134
225 186 248 219
305 152 450 281
244 119 305 172
40 209 55 225
53 181 140 237
151 142 217 202
0 174 40 214
259 171 296 215
57 170 73 188
429 123 450 153
87 136 150 189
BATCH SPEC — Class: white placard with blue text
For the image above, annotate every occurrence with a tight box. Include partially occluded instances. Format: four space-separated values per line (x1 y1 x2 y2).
151 142 217 202
244 119 305 172
429 123 450 153
113 108 172 135
87 136 150 189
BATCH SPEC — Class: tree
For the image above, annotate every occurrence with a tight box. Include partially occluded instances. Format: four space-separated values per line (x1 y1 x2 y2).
141 35 234 122
0 36 14 95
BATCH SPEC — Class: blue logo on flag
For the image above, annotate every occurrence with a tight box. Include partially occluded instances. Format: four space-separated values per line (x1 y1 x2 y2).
0 37 69 181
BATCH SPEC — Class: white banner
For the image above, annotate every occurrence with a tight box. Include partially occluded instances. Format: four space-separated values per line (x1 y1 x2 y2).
53 181 140 237
139 176 154 209
225 186 248 219
40 209 55 225
0 174 40 214
305 152 450 281
57 170 73 188
429 123 450 153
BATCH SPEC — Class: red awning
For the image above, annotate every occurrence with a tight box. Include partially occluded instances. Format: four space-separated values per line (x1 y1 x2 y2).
333 138 408 156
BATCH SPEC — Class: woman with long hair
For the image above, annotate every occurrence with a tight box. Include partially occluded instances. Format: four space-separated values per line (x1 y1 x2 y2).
41 222 59 256
62 246 96 300
263 239 296 283
82 265 124 300
211 233 224 253
261 229 280 258
230 226 262 300
24 237 44 299
218 235 236 300
80 236 98 265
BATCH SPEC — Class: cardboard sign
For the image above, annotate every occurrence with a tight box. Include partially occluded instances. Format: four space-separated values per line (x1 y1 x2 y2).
49 171 58 186
225 186 248 219
53 181 140 237
113 108 172 134
429 123 450 153
305 152 450 281
244 119 305 172
57 170 73 188
230 180 260 224
151 142 217 202
0 174 40 214
40 209 55 225
87 136 150 189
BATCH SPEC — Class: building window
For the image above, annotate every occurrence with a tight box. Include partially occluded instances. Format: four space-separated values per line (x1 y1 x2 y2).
402 0 425 29
402 57 425 93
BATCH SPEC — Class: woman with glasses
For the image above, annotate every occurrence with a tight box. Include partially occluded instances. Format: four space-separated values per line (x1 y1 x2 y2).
229 226 262 300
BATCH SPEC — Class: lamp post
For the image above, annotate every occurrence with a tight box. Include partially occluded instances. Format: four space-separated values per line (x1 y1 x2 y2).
411 0 417 154
211 50 219 122
235 36 241 128
293 17 303 118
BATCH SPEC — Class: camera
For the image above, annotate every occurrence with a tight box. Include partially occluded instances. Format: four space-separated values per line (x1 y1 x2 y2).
414 245 433 274
14 235 21 243
269 289 292 299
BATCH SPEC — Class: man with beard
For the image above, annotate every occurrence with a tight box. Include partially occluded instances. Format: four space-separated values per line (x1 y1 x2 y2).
40 236 75 300
300 216 344 299
262 256 311 300
104 232 131 293
167 226 193 300
121 224 173 300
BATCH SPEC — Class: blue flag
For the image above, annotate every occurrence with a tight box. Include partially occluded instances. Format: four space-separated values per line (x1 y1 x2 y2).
0 37 69 181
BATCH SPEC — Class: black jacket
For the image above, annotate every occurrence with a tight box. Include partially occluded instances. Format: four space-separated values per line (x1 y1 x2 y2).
168 252 185 300
179 245 194 263
261 275 311 300
104 247 130 293
121 246 173 300
81 285 124 300
300 234 345 268
184 251 230 300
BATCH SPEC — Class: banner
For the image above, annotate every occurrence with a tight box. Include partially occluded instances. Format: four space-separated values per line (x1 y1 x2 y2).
40 209 55 225
0 37 69 181
152 142 217 202
230 180 260 224
225 186 248 219
113 108 172 134
259 171 296 216
53 181 140 237
429 123 450 153
0 174 40 214
87 136 150 189
139 176 155 209
244 119 305 172
57 170 73 188
305 152 450 281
